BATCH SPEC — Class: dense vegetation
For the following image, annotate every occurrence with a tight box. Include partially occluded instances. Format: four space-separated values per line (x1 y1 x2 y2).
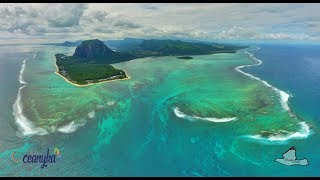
105 38 144 52
109 39 248 58
72 39 135 64
53 38 248 57
55 53 127 85
55 39 247 85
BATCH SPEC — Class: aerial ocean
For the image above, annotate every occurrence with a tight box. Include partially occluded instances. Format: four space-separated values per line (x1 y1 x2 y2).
0 42 319 176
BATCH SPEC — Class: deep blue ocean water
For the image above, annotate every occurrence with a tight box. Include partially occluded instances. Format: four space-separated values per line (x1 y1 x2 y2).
0 43 320 176
245 43 320 123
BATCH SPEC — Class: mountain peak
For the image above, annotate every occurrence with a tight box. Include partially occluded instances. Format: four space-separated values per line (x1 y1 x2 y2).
73 39 114 58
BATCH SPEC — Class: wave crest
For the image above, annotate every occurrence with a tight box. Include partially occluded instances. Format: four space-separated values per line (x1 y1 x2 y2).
235 49 292 113
107 101 115 106
18 59 28 85
12 86 48 137
173 107 237 123
87 111 95 119
243 122 311 143
57 119 86 133
13 53 49 137
33 51 37 59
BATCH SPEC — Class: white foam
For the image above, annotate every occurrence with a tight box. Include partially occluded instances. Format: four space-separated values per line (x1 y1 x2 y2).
173 107 237 123
107 101 115 106
245 122 311 142
87 110 95 119
13 54 49 137
12 85 48 137
57 120 86 133
235 49 291 113
18 59 28 85
96 104 104 109
32 51 37 59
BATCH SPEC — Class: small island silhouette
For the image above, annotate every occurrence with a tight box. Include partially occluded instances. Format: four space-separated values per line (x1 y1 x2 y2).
275 147 308 166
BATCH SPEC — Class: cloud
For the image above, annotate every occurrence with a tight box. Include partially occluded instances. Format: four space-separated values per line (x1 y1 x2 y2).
92 27 114 34
7 19 34 34
113 19 141 29
46 3 88 27
0 3 320 44
92 10 109 22
258 33 310 40
0 3 88 36
141 3 159 10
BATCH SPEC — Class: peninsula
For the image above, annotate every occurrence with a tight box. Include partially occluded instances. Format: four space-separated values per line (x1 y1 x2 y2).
55 39 134 85
55 38 247 86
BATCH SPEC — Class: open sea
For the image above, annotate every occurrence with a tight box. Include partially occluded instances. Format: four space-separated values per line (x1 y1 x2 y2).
0 42 319 176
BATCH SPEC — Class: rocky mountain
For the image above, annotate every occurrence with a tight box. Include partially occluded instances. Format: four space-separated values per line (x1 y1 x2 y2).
72 39 135 64
73 39 115 58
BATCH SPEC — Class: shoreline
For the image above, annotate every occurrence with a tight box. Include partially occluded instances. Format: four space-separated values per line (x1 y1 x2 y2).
53 57 131 87
235 47 312 142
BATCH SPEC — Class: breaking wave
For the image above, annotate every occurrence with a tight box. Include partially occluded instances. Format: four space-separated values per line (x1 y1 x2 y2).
13 53 49 137
107 101 115 106
243 122 311 143
12 85 48 137
33 51 37 59
87 110 95 119
14 53 92 136
235 48 292 114
173 107 237 123
18 59 28 85
57 120 86 133
235 47 312 142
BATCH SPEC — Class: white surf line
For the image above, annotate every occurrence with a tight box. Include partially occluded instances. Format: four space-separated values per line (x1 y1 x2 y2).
12 85 48 137
236 47 312 142
13 52 48 137
173 107 237 123
57 119 86 133
32 51 37 60
244 121 311 143
235 47 292 115
18 59 28 85
87 110 95 119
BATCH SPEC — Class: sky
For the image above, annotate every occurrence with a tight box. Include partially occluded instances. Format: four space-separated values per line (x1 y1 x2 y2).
0 3 320 44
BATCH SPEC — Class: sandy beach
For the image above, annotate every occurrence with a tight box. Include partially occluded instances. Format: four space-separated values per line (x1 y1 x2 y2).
53 57 131 87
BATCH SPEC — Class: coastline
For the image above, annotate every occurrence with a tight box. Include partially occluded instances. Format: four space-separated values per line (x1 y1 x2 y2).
53 57 131 87
235 47 312 142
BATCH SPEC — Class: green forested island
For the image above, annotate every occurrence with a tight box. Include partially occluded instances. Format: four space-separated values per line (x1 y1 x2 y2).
55 39 132 85
55 39 247 85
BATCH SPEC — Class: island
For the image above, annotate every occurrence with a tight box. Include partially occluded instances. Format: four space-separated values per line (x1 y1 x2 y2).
55 38 247 86
55 39 135 86
45 40 82 47
177 56 193 59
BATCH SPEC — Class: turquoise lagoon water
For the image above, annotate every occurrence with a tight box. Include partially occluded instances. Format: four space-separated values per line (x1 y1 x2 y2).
0 43 319 176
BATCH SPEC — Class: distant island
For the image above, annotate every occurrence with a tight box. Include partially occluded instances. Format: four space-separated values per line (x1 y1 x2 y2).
55 38 248 86
46 40 82 47
177 56 193 59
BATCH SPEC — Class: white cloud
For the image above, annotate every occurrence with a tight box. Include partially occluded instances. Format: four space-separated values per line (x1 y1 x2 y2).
0 3 319 44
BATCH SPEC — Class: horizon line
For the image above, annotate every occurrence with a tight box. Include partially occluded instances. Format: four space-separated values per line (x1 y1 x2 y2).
0 38 320 46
